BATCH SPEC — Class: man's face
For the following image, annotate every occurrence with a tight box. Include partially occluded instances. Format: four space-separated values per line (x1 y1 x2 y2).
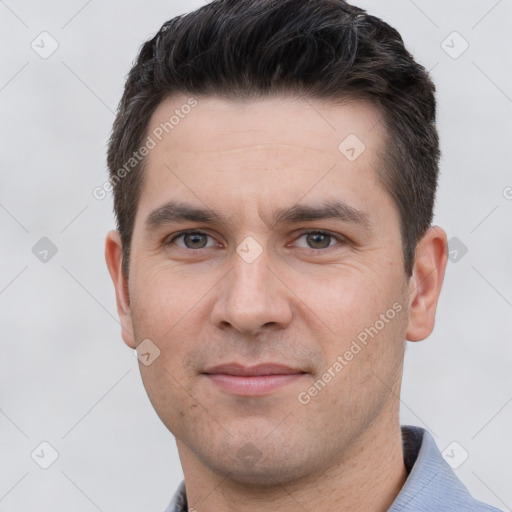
117 95 413 484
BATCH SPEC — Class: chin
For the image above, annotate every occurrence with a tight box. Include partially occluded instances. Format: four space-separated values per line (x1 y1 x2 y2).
198 439 322 488
214 459 310 488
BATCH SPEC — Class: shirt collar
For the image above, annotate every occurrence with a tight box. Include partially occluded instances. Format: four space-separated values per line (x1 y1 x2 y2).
389 425 500 511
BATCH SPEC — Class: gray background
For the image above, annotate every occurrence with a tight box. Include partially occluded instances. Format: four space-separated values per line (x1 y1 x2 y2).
1 0 511 510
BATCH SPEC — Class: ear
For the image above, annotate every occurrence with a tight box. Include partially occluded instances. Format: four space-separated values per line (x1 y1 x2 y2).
405 225 448 342
105 230 136 348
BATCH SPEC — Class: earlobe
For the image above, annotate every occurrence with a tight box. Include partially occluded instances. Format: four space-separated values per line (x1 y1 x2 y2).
104 230 136 348
405 226 448 342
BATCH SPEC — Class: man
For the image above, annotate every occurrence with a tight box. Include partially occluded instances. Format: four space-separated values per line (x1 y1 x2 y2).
104 0 501 510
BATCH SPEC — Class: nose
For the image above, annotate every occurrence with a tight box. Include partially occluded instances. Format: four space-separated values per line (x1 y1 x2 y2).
210 245 293 336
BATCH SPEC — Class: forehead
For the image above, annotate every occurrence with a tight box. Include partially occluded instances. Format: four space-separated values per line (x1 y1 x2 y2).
147 94 384 155
136 94 392 227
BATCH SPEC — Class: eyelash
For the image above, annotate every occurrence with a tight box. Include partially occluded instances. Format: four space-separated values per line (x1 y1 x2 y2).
165 229 347 252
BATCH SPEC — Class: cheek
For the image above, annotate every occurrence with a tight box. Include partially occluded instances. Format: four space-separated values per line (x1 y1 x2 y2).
130 263 207 341
293 262 408 389
137 355 199 440
129 270 202 436
293 267 399 337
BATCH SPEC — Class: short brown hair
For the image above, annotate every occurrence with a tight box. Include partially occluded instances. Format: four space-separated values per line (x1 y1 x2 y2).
107 0 440 278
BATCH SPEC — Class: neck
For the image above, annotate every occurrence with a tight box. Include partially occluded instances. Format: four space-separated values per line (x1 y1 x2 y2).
176 415 407 512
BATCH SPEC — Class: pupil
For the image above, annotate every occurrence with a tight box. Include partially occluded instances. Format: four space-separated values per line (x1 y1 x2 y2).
185 233 206 248
308 233 330 249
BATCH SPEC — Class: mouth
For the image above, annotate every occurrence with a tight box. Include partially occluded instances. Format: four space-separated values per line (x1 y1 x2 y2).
202 363 307 396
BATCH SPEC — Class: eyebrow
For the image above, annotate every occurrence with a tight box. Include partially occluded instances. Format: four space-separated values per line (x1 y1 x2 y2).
144 200 371 233
272 201 371 229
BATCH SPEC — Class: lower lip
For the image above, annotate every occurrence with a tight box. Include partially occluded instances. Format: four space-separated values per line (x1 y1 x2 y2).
205 373 304 396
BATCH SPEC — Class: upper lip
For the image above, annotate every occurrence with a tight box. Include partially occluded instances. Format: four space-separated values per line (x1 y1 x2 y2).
203 363 305 376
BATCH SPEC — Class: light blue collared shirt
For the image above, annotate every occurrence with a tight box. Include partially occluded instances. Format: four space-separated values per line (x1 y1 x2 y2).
165 425 502 511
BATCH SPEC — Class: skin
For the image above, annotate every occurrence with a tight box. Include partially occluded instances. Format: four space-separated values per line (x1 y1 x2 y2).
105 94 448 512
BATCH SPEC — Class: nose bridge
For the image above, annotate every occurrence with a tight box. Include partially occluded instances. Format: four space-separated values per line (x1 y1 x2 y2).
232 246 269 301
212 240 292 334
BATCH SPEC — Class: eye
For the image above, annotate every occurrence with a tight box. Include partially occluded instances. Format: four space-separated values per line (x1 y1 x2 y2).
166 230 218 250
165 229 346 252
293 230 345 250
